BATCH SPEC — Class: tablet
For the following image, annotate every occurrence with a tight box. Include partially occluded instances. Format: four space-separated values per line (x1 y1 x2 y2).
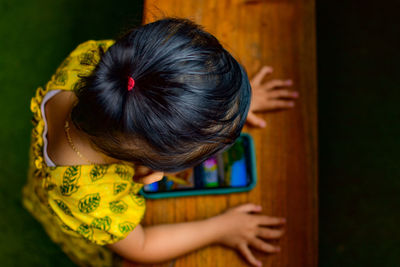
140 133 257 199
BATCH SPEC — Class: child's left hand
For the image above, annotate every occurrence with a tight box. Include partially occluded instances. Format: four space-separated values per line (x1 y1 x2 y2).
247 66 299 128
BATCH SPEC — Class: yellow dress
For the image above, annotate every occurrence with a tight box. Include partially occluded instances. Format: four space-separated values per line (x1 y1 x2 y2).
22 40 146 267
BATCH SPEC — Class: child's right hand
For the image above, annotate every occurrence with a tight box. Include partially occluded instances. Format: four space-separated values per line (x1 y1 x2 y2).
212 203 286 267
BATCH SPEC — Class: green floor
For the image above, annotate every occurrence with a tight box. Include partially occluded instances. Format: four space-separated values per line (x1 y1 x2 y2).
0 1 143 266
0 0 399 266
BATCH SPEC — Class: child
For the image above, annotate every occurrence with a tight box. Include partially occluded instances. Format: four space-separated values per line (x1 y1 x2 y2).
23 18 298 267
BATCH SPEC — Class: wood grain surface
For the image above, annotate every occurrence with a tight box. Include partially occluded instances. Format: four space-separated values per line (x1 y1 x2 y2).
130 0 318 266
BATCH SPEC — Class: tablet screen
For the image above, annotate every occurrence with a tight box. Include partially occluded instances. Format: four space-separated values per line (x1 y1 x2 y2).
143 136 251 193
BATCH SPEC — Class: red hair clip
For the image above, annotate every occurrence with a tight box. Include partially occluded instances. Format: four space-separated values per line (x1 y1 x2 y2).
127 77 135 91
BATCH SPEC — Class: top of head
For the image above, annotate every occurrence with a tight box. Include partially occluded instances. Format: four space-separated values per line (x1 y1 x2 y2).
71 18 251 172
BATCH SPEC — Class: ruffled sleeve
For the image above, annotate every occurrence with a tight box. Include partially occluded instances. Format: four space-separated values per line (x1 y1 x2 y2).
46 164 145 245
29 40 115 184
45 40 115 92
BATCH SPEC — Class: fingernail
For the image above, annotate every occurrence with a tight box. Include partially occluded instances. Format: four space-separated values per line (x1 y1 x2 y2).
292 91 299 97
259 121 266 128
286 79 293 85
256 205 262 210
289 102 295 107
282 218 287 223
257 261 262 267
276 247 281 252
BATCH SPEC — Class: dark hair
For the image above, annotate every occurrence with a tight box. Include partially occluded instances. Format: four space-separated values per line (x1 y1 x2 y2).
71 18 251 172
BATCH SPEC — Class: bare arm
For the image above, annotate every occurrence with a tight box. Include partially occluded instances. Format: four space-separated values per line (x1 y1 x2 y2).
107 203 285 266
107 217 221 263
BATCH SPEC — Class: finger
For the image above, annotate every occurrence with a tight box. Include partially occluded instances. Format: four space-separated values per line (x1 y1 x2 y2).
238 243 263 267
251 66 273 86
246 112 266 128
267 90 299 99
264 79 293 90
265 100 295 110
249 238 281 254
257 228 285 239
257 215 286 226
234 203 263 213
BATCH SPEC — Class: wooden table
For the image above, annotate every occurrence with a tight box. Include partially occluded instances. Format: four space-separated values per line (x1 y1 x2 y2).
136 0 318 266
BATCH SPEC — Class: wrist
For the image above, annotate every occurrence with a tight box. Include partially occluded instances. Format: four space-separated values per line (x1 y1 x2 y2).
204 214 228 245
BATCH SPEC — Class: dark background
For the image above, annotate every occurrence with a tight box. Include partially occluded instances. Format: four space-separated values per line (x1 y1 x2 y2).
0 0 399 266
317 1 400 266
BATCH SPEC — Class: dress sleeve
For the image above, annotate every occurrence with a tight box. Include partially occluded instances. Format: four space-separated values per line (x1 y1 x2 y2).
46 164 145 245
45 40 115 92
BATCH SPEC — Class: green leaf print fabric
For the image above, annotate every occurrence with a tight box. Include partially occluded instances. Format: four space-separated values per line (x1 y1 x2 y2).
47 164 145 245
